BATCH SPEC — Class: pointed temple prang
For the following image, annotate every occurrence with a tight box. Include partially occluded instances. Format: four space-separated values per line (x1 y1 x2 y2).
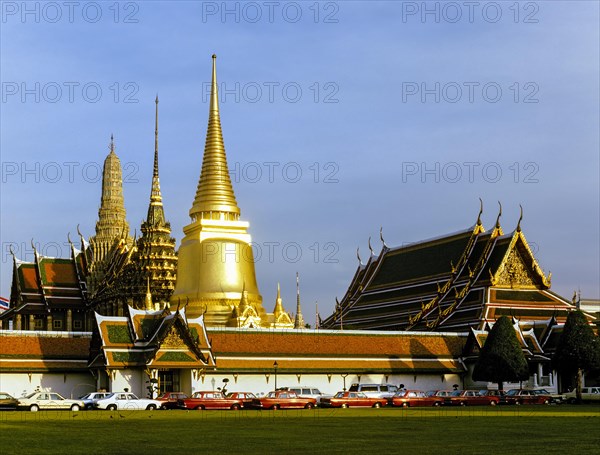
189 53 240 220
294 272 305 329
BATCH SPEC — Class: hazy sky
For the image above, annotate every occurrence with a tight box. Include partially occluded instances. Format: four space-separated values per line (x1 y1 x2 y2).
1 1 598 323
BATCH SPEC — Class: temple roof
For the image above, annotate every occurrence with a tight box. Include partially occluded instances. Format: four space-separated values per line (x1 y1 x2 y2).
88 306 215 369
1 244 89 319
323 207 581 332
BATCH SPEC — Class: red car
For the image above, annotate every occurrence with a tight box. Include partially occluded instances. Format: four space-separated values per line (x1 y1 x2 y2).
446 390 500 406
392 390 443 407
250 390 316 410
226 392 258 408
178 391 245 410
504 389 552 405
156 392 188 410
321 391 388 408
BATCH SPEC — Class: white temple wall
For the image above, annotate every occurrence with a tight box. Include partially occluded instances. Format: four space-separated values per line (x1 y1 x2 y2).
0 372 95 399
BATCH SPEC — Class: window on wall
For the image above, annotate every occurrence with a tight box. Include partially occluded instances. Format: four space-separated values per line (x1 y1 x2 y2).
73 320 83 330
53 320 63 330
34 319 44 329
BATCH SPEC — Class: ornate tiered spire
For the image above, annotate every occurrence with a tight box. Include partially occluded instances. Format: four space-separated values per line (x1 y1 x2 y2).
294 272 305 329
88 135 131 297
129 98 178 308
190 54 240 220
146 96 165 225
94 135 130 247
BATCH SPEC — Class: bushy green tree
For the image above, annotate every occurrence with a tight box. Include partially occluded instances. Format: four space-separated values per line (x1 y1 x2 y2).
473 316 529 391
553 310 600 401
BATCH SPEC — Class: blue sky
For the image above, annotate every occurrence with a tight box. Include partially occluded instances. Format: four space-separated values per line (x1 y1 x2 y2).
1 1 598 322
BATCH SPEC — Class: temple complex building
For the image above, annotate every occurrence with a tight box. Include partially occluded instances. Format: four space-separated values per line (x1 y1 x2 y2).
0 56 597 399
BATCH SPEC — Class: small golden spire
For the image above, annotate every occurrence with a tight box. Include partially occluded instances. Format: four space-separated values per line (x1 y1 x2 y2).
190 54 240 219
477 198 483 226
273 282 285 317
145 277 153 311
294 272 305 329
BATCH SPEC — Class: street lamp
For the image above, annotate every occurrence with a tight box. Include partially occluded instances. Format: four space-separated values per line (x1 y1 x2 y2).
273 361 279 390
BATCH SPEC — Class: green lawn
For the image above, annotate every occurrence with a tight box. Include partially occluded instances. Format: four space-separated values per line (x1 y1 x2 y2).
1 405 599 454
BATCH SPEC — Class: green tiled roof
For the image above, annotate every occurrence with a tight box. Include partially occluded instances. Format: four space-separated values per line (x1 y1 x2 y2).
106 325 133 344
156 351 195 362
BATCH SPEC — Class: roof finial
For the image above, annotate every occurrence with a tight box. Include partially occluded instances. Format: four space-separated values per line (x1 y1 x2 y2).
67 232 73 246
109 134 115 153
368 236 374 256
516 204 523 232
379 226 387 249
495 201 502 229
356 247 363 265
477 197 483 225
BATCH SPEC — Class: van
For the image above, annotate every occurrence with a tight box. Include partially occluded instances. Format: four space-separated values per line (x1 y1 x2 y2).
348 383 399 400
288 387 332 404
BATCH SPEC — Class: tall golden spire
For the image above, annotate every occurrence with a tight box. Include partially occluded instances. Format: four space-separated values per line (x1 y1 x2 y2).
190 54 240 220
171 55 263 326
151 95 162 205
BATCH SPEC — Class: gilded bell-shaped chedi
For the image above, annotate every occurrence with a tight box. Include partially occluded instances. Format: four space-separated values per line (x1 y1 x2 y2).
171 55 264 326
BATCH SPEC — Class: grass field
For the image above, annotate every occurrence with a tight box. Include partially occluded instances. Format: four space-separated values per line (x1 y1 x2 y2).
1 405 599 454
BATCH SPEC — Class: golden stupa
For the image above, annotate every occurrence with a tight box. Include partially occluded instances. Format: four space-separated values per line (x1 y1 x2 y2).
171 55 264 325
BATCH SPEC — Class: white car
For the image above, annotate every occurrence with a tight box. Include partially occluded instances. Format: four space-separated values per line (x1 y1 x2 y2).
95 392 162 410
79 392 112 409
564 387 600 403
288 387 333 405
18 392 85 412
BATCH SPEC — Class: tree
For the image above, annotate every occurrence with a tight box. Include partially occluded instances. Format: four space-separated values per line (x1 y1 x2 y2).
472 316 529 391
553 310 600 402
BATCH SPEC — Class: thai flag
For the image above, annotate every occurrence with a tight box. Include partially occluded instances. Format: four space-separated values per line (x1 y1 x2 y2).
0 297 9 311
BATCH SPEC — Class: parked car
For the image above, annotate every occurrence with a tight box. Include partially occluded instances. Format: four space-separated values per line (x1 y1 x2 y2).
156 392 188 410
392 390 443 407
504 389 552 405
250 390 317 410
564 387 600 404
348 383 399 401
95 392 162 410
321 391 388 408
531 388 564 404
426 390 454 403
178 391 244 410
288 387 332 405
226 392 258 408
79 392 112 410
0 392 19 410
446 390 501 406
18 392 85 412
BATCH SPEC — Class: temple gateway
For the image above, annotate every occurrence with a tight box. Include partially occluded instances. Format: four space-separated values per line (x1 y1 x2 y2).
1 56 596 399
